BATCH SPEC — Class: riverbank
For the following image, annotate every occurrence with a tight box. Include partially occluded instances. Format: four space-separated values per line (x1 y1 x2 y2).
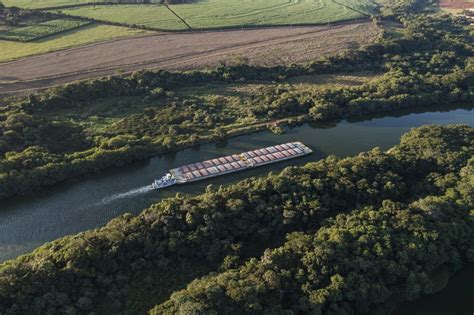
2 123 472 314
1 99 472 203
1 107 472 263
2 0 472 201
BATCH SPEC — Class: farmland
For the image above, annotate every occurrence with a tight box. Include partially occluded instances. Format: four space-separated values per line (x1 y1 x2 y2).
55 0 377 30
0 24 149 62
0 22 380 93
439 0 474 14
0 18 90 41
0 0 378 67
4 0 379 24
2 0 116 9
58 5 189 30
439 0 474 9
169 0 375 29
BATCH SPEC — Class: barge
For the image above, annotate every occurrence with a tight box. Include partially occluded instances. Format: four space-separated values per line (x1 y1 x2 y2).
152 141 312 189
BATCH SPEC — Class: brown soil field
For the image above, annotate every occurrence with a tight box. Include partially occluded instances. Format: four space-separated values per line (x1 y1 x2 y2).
0 21 379 94
439 0 474 8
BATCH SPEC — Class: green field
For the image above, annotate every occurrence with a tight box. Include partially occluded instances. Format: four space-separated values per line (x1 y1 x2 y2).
58 4 189 30
51 0 376 31
3 0 378 31
0 18 90 41
0 24 150 62
3 0 90 9
0 0 378 62
3 0 378 15
3 0 119 9
170 0 372 29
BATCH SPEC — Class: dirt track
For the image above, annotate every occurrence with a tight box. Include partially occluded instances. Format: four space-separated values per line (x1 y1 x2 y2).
439 0 474 8
0 21 378 94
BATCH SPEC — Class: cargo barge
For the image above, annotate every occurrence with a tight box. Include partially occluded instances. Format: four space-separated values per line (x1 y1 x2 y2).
152 142 312 189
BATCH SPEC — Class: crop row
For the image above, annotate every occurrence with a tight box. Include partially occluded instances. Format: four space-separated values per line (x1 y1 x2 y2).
47 0 376 31
0 18 92 42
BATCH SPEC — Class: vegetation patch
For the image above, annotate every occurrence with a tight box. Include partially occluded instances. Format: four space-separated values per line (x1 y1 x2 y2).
0 0 470 203
0 124 472 314
0 0 473 314
0 22 379 90
0 24 150 62
0 17 91 41
168 0 375 29
176 22 381 69
56 4 189 30
0 3 150 60
439 0 474 9
51 0 378 31
284 71 380 89
154 160 473 314
0 1 472 199
1 0 151 9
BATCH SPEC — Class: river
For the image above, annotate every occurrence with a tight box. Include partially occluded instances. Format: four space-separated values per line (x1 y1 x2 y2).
394 264 474 314
0 106 473 312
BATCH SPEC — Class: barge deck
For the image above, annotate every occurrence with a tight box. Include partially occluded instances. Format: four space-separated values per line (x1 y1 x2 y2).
152 141 312 189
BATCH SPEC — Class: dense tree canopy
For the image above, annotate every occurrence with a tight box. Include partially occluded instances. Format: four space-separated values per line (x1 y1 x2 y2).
0 0 472 312
0 0 472 200
154 193 472 314
0 125 472 314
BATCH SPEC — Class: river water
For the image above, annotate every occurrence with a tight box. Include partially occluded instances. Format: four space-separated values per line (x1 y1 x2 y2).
394 264 474 315
0 107 473 312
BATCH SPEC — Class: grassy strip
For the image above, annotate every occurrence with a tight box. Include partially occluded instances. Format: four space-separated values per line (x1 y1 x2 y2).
56 4 190 31
0 18 93 42
2 0 152 9
29 1 162 11
2 0 95 9
170 0 368 29
53 0 374 31
0 24 150 63
331 0 379 16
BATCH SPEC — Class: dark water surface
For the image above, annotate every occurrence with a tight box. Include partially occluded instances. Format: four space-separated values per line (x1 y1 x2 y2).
395 264 474 315
1 108 473 314
1 108 472 262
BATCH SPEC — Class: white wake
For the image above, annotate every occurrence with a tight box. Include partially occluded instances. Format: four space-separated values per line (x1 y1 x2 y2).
98 185 154 204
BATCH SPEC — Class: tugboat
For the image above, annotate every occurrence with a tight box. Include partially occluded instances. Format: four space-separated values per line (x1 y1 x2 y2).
151 173 176 189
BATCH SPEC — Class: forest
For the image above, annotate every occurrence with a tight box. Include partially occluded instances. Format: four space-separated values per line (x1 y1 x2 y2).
0 124 472 314
0 0 472 200
0 0 473 312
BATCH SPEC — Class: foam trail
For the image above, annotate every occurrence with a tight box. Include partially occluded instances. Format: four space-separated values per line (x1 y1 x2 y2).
99 185 154 204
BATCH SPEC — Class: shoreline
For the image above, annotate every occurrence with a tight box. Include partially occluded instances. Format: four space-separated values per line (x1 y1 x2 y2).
1 102 472 203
